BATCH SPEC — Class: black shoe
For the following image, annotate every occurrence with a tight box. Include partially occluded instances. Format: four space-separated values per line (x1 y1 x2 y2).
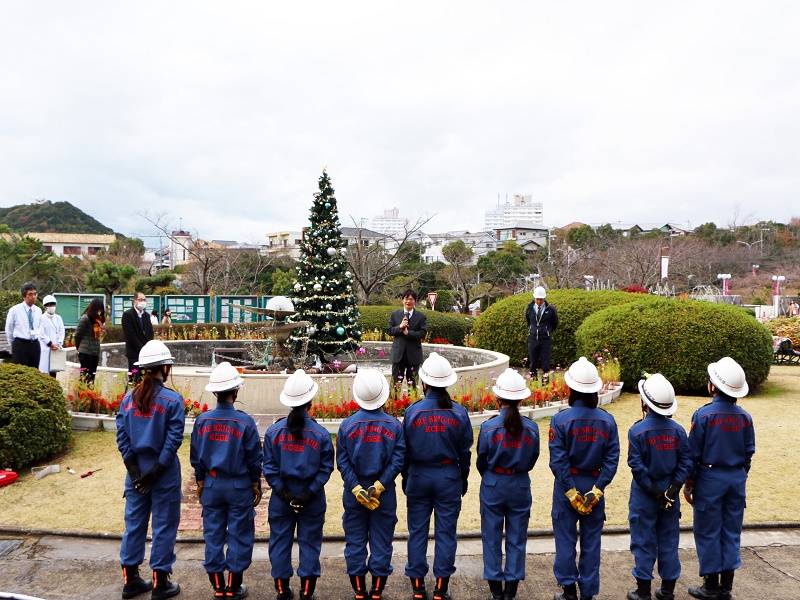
502 581 518 600
432 577 451 600
369 574 388 599
274 579 294 600
554 583 578 600
655 579 676 600
299 576 317 600
719 571 734 600
488 580 503 600
122 565 153 599
688 574 720 600
628 577 652 599
411 577 429 600
226 572 248 600
208 572 225 599
151 571 180 600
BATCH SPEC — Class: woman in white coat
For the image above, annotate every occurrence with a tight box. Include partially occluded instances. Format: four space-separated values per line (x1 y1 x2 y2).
38 295 65 377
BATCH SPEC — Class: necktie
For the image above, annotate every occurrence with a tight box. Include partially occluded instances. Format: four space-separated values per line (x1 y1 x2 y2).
27 307 34 329
537 306 543 320
404 312 410 321
141 313 146 331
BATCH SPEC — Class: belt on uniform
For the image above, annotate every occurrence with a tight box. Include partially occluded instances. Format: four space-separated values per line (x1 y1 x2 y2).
15 338 38 343
208 470 217 477
414 459 455 466
492 467 524 475
570 467 601 477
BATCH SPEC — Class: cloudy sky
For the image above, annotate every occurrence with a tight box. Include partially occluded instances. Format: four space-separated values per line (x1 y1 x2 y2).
1 2 799 245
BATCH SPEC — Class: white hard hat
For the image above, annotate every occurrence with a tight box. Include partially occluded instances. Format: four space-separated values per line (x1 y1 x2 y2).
352 368 390 410
205 361 244 393
266 296 295 312
638 373 677 416
280 369 319 407
135 340 175 368
419 352 458 388
533 286 547 299
707 356 748 398
42 295 57 305
564 356 603 393
492 368 532 401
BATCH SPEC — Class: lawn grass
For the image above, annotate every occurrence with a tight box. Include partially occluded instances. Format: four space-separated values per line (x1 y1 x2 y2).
1 365 797 535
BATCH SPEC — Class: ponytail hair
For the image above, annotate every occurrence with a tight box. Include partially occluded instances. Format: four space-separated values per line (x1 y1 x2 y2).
132 365 171 413
433 387 453 409
288 401 311 441
501 399 523 437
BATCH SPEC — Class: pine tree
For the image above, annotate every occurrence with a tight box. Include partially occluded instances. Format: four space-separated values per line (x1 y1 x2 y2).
288 169 362 360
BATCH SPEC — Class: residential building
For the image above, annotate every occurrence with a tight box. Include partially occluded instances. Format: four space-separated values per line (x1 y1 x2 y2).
370 207 409 235
262 231 304 259
484 194 544 230
27 233 117 258
495 222 549 254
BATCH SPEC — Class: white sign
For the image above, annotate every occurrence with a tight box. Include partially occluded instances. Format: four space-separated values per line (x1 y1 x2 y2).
428 292 438 310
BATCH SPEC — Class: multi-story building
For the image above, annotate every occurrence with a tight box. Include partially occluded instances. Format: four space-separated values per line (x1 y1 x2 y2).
485 194 544 230
370 207 409 235
262 231 305 259
27 232 117 258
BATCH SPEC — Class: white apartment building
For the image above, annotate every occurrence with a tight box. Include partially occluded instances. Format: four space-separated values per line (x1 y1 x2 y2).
370 207 409 235
27 232 117 258
485 194 543 230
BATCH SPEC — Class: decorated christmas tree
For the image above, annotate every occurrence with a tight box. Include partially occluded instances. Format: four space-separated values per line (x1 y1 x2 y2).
288 169 362 361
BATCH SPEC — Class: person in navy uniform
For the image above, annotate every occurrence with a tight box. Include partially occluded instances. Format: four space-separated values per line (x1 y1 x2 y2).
337 369 406 600
191 362 264 599
402 352 473 600
263 369 335 600
549 357 620 600
525 286 558 383
626 373 692 600
387 289 428 395
684 357 755 600
116 340 185 600
477 368 540 600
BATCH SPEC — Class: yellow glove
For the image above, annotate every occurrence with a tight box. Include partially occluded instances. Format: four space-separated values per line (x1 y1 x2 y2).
565 487 585 512
353 485 380 510
196 479 204 502
580 485 604 515
368 480 386 500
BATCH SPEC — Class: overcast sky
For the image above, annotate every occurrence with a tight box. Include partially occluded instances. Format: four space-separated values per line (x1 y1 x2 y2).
1 2 799 245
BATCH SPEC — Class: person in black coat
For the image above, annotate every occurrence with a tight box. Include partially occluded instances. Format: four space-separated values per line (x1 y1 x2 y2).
122 292 155 382
525 286 558 382
387 289 428 395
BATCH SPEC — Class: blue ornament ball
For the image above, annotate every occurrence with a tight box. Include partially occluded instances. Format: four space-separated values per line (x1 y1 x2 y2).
336 326 345 336
325 202 331 208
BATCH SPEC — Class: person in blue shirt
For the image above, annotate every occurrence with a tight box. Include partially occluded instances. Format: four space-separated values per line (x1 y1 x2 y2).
402 352 473 600
263 369 335 600
337 369 406 600
626 373 692 600
549 357 620 600
191 362 264 599
116 340 185 600
684 357 755 600
477 368 540 600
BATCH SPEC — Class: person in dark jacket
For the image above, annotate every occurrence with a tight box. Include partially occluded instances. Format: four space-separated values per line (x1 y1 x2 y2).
387 289 428 395
477 368 540 600
122 292 154 383
684 357 755 600
337 369 405 600
626 373 692 600
525 286 558 382
191 361 263 599
74 298 105 384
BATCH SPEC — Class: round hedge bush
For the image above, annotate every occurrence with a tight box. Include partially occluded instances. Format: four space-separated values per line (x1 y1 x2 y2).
472 289 646 367
0 363 72 470
357 305 474 345
574 297 773 393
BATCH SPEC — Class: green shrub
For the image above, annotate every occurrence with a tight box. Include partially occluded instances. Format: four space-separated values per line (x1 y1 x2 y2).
0 363 72 470
0 290 22 330
357 305 474 345
574 297 773 393
432 289 454 312
472 289 645 367
765 317 800 347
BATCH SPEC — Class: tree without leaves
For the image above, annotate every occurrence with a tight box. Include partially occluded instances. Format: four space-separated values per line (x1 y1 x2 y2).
441 239 475 313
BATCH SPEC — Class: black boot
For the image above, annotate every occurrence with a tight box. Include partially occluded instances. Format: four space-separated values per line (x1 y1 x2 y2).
122 565 153 599
688 574 720 600
350 575 368 600
370 574 388 599
433 577 451 600
554 583 578 600
299 576 317 600
411 577 429 600
627 577 652 599
503 581 518 600
274 578 294 600
488 580 503 600
226 572 247 599
655 579 676 600
151 570 180 600
208 572 225 599
719 571 734 600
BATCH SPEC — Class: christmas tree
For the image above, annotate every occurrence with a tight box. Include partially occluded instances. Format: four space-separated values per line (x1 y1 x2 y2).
288 169 362 360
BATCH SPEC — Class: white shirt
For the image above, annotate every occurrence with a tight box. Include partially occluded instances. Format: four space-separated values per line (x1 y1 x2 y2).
5 301 43 343
39 313 66 373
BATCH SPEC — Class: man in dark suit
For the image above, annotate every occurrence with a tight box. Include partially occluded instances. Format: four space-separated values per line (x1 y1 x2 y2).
387 289 428 396
121 292 154 382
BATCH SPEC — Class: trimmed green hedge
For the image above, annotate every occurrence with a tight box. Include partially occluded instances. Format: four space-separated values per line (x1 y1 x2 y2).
0 363 72 470
473 290 646 367
575 297 773 393
357 305 474 345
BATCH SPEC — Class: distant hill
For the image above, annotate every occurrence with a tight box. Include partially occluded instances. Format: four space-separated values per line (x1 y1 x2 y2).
0 200 115 235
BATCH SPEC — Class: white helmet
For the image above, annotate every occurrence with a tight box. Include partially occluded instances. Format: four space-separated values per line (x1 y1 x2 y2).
533 286 547 299
135 340 175 368
564 356 603 393
352 368 390 410
492 368 532 401
638 373 677 416
707 356 748 398
205 361 244 394
42 295 57 306
280 369 319 407
266 296 295 312
419 352 458 388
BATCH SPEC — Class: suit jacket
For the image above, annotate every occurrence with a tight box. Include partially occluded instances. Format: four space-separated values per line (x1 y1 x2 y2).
122 307 154 359
388 308 427 365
